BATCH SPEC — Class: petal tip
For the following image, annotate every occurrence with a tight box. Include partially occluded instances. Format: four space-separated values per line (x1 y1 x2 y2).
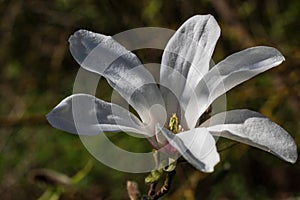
287 149 298 164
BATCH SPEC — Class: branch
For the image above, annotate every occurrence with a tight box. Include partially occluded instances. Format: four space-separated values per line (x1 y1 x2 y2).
152 170 176 200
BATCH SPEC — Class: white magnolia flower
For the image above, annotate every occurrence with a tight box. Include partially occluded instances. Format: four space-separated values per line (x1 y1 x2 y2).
47 15 297 173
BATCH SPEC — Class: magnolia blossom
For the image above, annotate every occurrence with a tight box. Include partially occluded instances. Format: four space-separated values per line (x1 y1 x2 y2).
47 15 297 173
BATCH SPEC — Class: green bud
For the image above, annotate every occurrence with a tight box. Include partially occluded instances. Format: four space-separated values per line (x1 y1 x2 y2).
145 169 164 184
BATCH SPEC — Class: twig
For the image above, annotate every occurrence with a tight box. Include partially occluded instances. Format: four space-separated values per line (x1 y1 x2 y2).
147 182 157 197
152 170 176 200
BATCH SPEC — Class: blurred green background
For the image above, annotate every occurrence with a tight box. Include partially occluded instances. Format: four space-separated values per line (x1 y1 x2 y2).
1 0 300 199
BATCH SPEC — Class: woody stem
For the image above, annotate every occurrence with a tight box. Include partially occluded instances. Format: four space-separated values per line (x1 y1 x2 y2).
152 170 176 200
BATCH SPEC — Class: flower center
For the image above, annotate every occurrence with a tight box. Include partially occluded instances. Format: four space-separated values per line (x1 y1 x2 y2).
168 113 182 134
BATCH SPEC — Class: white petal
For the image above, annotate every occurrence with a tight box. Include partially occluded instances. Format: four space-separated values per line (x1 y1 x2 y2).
157 125 220 172
160 15 220 119
185 46 285 128
69 30 166 125
203 109 297 163
47 94 148 136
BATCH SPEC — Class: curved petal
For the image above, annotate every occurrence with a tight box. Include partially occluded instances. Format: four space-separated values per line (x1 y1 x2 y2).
156 125 220 172
185 46 285 128
160 15 220 118
203 109 297 163
47 94 149 136
69 30 166 125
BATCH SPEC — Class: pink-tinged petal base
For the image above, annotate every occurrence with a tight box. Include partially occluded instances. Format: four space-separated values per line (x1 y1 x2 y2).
157 124 220 172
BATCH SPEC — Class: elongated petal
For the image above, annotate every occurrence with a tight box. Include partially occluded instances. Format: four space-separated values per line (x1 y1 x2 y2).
69 30 165 125
157 125 220 172
203 109 297 163
160 15 220 119
185 46 285 128
47 94 148 136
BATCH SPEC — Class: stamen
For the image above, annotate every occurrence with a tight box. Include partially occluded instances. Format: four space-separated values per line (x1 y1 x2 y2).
168 113 179 134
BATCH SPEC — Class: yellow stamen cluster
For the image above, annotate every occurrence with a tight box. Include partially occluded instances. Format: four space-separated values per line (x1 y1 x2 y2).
168 113 179 134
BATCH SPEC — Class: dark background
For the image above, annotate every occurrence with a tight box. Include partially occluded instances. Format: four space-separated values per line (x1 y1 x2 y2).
0 0 299 199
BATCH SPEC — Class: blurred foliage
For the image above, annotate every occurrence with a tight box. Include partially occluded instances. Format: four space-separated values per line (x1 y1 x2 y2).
0 0 300 199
